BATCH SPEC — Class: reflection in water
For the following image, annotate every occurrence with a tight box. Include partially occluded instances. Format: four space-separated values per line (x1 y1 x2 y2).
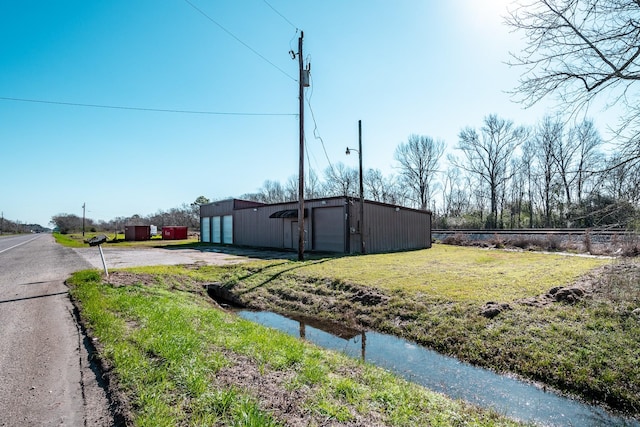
237 310 639 427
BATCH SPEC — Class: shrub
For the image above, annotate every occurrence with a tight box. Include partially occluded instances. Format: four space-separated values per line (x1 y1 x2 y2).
544 234 561 251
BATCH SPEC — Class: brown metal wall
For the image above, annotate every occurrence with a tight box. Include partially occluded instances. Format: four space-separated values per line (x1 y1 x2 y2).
124 225 151 241
199 197 430 253
363 203 431 253
200 199 235 217
233 204 288 248
233 198 347 250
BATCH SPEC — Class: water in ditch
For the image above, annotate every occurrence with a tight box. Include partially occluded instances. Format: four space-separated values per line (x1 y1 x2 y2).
237 310 639 427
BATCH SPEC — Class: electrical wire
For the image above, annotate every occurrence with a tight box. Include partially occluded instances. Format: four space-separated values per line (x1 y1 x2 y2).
262 0 298 31
183 0 296 82
0 96 297 116
304 73 336 175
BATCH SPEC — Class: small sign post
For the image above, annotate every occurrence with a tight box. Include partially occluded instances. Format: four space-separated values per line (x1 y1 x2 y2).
87 235 109 277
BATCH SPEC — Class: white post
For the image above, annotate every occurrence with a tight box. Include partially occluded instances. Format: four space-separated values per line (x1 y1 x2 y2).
97 244 109 277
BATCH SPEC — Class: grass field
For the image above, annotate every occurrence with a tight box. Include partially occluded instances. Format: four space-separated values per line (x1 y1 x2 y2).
68 268 520 426
68 244 640 424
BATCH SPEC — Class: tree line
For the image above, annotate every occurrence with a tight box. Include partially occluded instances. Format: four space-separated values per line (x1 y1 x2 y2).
238 113 637 230
50 197 210 234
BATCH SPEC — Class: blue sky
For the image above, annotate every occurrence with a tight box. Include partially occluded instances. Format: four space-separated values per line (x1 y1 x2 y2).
0 1 615 227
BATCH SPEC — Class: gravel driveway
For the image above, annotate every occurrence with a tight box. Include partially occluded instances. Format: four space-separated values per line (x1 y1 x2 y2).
72 245 294 270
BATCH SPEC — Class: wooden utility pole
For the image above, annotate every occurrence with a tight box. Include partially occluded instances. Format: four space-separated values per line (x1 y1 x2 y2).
358 120 365 254
82 202 86 237
297 31 305 261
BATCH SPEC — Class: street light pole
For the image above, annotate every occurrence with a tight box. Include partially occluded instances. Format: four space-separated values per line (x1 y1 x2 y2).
346 120 365 254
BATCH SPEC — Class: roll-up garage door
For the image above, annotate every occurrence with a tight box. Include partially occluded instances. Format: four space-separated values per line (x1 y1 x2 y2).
201 217 210 243
313 207 344 252
212 216 221 243
222 215 233 244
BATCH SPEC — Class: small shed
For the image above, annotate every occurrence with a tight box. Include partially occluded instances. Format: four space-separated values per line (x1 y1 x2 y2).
124 225 151 241
162 226 188 240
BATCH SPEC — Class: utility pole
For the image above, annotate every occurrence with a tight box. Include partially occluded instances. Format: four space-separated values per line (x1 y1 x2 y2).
82 203 86 237
1 211 3 235
346 120 365 253
296 31 310 261
358 120 365 254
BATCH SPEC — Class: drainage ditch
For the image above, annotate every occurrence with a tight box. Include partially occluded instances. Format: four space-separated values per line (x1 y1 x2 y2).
233 309 638 427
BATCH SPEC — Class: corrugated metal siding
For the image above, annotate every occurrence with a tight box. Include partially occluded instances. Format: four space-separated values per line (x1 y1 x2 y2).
233 204 288 248
312 206 345 252
124 225 151 241
199 197 430 254
364 203 431 252
233 200 265 210
200 199 235 217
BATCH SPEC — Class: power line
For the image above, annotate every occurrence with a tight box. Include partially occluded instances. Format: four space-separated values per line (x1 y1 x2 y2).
263 0 298 30
304 73 335 175
183 0 297 82
0 96 297 116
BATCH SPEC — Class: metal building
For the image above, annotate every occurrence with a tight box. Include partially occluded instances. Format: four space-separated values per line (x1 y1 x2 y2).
124 225 151 241
200 197 431 254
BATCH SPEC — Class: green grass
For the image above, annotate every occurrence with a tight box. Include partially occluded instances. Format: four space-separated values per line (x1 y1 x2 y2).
173 245 638 416
68 269 521 426
68 244 640 421
295 245 607 302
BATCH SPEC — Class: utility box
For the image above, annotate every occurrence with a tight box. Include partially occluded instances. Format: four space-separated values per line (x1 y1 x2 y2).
162 226 188 240
124 225 151 241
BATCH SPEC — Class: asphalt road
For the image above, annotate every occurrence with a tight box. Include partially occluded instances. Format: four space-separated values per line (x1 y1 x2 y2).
0 234 113 426
0 234 292 426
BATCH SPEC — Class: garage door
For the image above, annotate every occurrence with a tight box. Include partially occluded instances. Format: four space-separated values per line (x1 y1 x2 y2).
201 217 210 243
313 207 344 252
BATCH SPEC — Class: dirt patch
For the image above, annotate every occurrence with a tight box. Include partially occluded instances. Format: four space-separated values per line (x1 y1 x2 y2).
104 271 157 287
516 261 640 309
481 302 512 318
214 352 387 427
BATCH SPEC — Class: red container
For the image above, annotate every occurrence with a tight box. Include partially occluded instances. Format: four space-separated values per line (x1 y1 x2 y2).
162 226 188 240
124 225 151 241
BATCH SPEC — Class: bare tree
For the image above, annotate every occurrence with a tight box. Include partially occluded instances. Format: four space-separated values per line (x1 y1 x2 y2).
532 116 562 227
441 166 471 226
394 135 445 210
452 115 527 228
323 163 358 197
364 168 405 204
507 0 640 162
521 138 536 227
568 119 603 204
364 168 386 202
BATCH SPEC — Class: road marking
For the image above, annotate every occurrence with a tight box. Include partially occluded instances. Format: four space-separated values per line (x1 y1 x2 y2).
0 235 42 254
